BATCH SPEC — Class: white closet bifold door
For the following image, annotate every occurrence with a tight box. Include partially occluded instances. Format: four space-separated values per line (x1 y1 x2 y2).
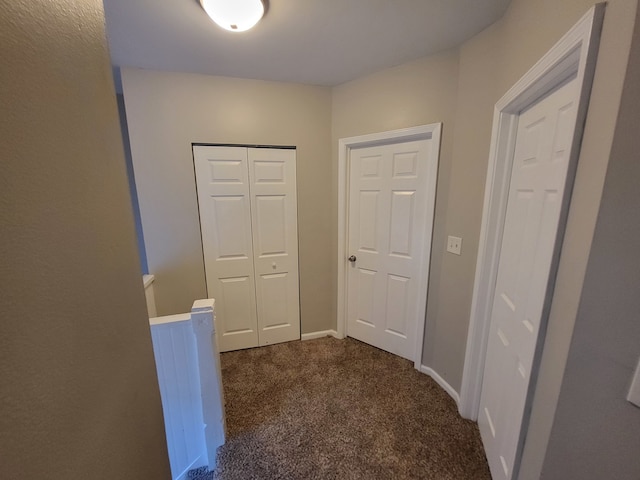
193 145 300 352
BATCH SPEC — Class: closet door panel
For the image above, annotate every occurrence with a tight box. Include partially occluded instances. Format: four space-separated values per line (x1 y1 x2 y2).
193 146 259 352
248 148 301 346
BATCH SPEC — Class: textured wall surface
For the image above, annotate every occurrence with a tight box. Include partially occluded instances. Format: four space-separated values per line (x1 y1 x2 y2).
512 2 637 477
122 69 333 334
0 1 171 478
540 5 640 478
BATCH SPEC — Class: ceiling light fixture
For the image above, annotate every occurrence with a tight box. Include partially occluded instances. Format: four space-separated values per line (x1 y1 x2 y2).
200 0 265 32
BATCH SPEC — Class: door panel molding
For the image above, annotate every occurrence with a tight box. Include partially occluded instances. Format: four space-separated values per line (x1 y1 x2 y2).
337 124 442 370
479 78 580 480
248 147 301 347
194 145 300 352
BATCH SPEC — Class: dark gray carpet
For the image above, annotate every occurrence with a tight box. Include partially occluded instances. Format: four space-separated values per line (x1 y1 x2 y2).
209 337 490 479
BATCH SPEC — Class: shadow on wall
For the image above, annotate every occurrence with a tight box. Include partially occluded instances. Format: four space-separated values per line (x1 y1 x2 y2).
117 93 148 274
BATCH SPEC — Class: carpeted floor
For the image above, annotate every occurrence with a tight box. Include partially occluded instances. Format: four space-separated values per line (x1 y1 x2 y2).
209 336 490 480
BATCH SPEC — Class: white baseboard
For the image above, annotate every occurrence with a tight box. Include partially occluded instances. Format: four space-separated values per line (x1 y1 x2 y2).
301 330 339 341
420 365 461 407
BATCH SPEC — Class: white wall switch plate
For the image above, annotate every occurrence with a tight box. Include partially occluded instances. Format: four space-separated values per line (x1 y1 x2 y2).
627 358 640 408
447 236 462 255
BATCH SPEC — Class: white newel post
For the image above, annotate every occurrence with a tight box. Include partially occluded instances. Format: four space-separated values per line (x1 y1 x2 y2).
190 299 226 469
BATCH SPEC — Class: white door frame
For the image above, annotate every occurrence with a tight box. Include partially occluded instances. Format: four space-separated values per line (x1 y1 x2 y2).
337 124 442 369
458 4 605 420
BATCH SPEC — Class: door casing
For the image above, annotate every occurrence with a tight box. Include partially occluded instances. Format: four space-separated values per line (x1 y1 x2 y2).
459 2 605 455
337 124 442 369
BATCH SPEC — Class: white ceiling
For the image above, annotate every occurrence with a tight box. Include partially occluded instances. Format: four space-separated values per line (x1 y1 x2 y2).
104 0 511 88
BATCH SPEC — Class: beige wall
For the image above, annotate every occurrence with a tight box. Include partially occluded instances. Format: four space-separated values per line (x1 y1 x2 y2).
500 1 637 478
0 1 171 479
541 6 640 477
331 1 637 477
121 69 333 334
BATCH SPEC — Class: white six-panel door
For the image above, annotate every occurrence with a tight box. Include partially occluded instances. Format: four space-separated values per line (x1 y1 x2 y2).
478 77 579 480
346 139 432 361
193 146 300 352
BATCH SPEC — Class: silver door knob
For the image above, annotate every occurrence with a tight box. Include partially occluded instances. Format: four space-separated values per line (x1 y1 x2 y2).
348 255 357 262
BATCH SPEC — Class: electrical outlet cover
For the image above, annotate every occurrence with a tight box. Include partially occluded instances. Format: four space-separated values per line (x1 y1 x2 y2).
447 236 462 255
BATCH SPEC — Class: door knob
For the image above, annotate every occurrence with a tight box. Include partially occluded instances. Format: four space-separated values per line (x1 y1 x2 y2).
348 255 357 262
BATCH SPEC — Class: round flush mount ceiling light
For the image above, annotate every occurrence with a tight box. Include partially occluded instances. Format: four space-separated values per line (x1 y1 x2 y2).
200 0 265 32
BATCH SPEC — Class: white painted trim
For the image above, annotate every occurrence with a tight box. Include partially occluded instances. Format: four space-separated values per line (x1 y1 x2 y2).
143 274 155 288
337 124 442 370
144 274 158 318
151 313 207 479
420 365 461 408
149 312 191 326
190 299 225 470
459 4 605 422
301 330 339 341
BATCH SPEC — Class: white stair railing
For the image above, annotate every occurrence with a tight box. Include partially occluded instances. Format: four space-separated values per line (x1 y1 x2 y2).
150 299 225 480
190 299 226 468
